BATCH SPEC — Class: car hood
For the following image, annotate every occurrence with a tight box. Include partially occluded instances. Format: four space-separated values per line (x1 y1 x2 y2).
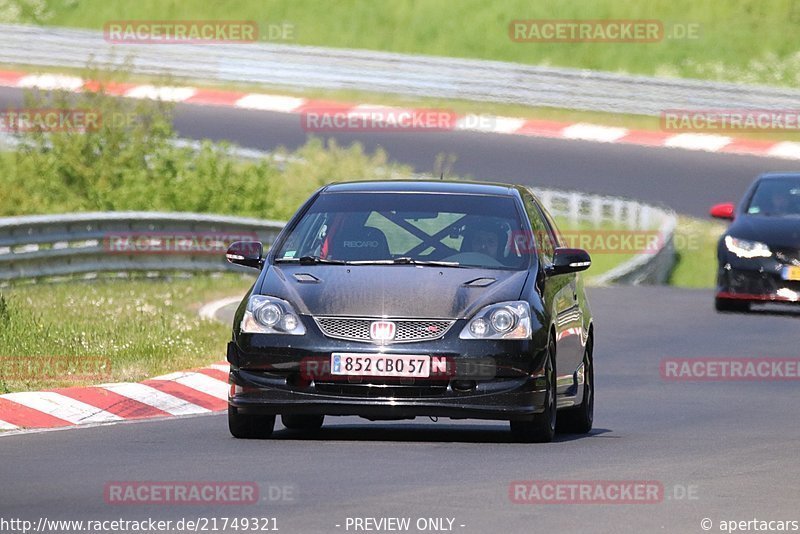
258 265 530 319
729 216 800 249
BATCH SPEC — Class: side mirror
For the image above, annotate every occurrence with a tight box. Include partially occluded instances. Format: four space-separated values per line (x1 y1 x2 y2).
710 202 735 220
226 241 263 269
547 248 591 276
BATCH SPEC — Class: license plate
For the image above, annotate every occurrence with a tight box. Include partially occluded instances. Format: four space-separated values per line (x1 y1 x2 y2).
783 266 800 281
331 353 430 378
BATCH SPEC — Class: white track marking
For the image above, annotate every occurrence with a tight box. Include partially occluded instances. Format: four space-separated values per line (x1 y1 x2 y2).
663 133 732 152
0 420 19 430
562 123 629 143
124 85 197 102
17 74 84 91
234 93 306 112
767 142 800 160
198 296 243 321
99 383 209 416
1 392 122 424
455 115 526 134
170 373 228 400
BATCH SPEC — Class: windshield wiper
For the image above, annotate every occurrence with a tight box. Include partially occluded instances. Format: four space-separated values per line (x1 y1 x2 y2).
275 256 349 265
348 257 464 267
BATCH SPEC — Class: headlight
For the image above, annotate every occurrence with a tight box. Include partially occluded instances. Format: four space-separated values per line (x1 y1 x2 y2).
240 295 306 335
460 301 532 340
724 236 772 259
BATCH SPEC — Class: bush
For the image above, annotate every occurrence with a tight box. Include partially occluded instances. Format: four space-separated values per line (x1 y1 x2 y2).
0 73 412 220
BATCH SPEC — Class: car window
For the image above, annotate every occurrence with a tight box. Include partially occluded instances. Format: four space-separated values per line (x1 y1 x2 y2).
746 177 800 217
538 203 564 247
275 192 529 270
523 193 555 265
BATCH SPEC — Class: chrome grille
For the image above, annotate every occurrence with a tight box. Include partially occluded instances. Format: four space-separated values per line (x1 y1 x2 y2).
313 317 455 343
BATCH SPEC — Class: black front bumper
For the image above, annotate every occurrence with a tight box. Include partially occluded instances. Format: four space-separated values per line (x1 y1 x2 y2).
227 319 549 421
717 254 800 304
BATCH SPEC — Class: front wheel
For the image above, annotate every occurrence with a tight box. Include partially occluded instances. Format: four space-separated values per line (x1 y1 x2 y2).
715 297 749 313
557 336 593 434
510 337 556 443
228 406 275 439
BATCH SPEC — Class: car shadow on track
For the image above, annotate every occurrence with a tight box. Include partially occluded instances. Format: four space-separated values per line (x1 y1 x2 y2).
268 424 614 444
747 308 800 318
718 305 800 318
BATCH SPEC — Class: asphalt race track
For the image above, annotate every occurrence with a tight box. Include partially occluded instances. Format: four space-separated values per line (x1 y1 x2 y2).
2 86 800 217
1 88 799 533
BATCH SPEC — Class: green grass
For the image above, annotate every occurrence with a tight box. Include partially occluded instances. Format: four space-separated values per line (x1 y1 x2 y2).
19 0 800 88
554 219 644 282
0 274 255 393
669 216 725 288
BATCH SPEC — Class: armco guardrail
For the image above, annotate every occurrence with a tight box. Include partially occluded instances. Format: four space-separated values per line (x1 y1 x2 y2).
0 212 285 283
0 24 798 116
530 188 677 286
0 191 676 285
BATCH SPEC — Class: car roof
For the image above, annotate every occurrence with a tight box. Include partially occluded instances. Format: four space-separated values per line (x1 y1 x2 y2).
322 180 517 196
757 172 800 181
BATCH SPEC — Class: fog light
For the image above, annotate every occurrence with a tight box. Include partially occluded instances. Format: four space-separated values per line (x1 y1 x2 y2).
470 318 488 336
282 313 299 331
452 380 476 392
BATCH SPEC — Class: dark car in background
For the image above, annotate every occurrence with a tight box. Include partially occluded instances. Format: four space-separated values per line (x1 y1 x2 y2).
711 173 800 312
224 180 594 442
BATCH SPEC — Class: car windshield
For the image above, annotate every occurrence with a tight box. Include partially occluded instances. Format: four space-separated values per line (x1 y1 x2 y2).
275 191 530 270
746 177 800 217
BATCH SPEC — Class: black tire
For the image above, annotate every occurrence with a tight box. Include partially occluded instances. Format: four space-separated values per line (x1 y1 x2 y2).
557 336 593 434
228 405 275 439
281 414 325 431
510 336 556 443
715 297 749 313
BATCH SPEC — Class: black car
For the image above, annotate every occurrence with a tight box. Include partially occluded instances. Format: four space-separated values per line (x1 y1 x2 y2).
711 172 800 312
225 180 594 442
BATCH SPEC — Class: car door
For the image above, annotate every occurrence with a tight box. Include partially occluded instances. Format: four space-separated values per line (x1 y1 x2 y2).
522 193 583 393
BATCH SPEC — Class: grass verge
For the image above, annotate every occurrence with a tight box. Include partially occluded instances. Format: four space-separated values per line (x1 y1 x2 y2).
669 216 725 288
15 0 800 88
0 274 255 393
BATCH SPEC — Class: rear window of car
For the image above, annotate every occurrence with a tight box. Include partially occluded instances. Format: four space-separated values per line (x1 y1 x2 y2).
275 192 530 270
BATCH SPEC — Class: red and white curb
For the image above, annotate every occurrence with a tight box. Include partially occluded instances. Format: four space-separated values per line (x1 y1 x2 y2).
0 362 230 432
0 295 244 434
2 69 800 160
